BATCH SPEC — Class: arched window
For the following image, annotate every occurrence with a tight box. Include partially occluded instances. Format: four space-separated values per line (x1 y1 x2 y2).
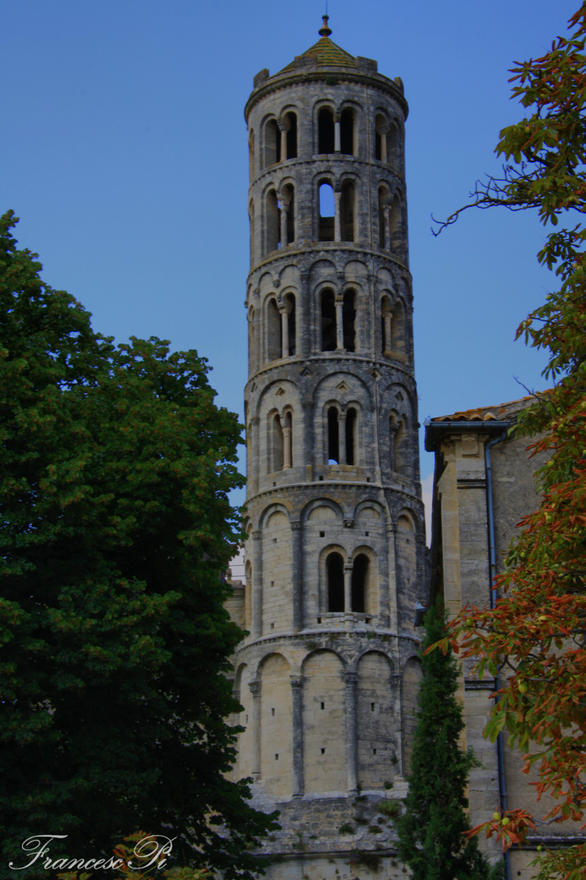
321 288 336 351
248 306 255 371
340 180 355 242
249 130 255 180
391 299 405 355
264 118 280 167
265 189 281 254
284 111 297 159
319 181 335 242
342 289 356 352
395 416 409 476
374 113 388 162
249 199 255 263
271 412 284 471
282 410 293 469
244 561 252 629
389 120 400 169
326 406 357 466
266 298 281 361
381 295 392 354
390 193 402 256
284 293 296 356
282 183 295 245
326 552 344 612
345 407 357 465
318 107 335 154
351 554 368 612
378 185 389 249
327 406 339 463
340 107 354 155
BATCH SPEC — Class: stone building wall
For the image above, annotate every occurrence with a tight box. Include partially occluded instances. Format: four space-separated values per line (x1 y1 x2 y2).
425 398 582 876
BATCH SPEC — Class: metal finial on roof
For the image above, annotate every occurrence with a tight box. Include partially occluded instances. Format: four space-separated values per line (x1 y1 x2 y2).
319 14 332 37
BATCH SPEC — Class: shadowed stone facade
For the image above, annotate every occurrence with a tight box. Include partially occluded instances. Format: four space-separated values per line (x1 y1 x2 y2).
227 18 426 878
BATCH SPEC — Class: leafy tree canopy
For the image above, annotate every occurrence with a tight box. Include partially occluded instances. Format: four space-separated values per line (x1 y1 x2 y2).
0 211 276 879
434 6 586 877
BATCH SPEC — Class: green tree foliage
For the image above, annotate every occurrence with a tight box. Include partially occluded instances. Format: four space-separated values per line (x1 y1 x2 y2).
397 603 494 880
0 211 276 879
435 6 585 877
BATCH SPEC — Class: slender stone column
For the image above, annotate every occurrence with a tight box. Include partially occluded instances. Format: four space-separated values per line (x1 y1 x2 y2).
249 679 262 780
290 676 304 796
339 411 347 464
344 564 352 614
335 299 344 350
251 530 263 637
381 128 388 163
334 118 341 152
334 189 341 241
344 670 358 792
280 124 287 162
383 310 392 353
280 309 289 358
280 204 288 248
291 521 303 630
282 422 292 469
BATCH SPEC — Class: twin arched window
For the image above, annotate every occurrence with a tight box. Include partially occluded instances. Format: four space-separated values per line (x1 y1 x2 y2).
318 106 355 155
264 185 296 256
261 113 298 170
269 410 293 471
318 179 356 242
375 113 400 166
327 405 357 465
266 294 296 362
321 288 356 352
381 295 406 358
326 551 369 613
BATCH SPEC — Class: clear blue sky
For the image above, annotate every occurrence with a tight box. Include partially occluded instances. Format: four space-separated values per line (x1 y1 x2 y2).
1 0 576 527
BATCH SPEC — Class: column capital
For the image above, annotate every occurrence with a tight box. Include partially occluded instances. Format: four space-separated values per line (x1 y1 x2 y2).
249 679 261 697
290 676 304 690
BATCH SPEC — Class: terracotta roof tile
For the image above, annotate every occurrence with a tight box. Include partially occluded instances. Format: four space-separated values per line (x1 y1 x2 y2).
429 394 541 424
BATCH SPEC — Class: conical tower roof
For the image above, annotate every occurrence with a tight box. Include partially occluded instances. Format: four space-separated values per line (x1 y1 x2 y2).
278 16 359 72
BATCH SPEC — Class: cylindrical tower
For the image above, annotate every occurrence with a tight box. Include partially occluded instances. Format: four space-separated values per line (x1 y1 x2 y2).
232 18 426 878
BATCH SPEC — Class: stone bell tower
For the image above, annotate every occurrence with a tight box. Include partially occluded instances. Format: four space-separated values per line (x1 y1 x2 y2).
230 17 426 879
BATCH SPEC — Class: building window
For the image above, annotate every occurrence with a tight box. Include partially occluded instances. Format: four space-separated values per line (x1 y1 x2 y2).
321 288 336 351
284 111 298 159
249 130 255 179
342 289 356 352
340 180 355 242
381 295 392 354
326 552 344 612
327 406 340 463
318 181 335 241
351 554 369 612
378 185 389 250
340 107 355 155
390 193 402 256
264 118 280 167
284 293 296 356
374 113 389 162
345 407 357 465
282 183 295 245
318 107 335 154
265 189 281 254
266 298 281 361
326 406 358 465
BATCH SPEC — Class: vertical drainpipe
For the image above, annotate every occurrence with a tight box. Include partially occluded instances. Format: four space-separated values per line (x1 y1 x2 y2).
485 430 511 880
